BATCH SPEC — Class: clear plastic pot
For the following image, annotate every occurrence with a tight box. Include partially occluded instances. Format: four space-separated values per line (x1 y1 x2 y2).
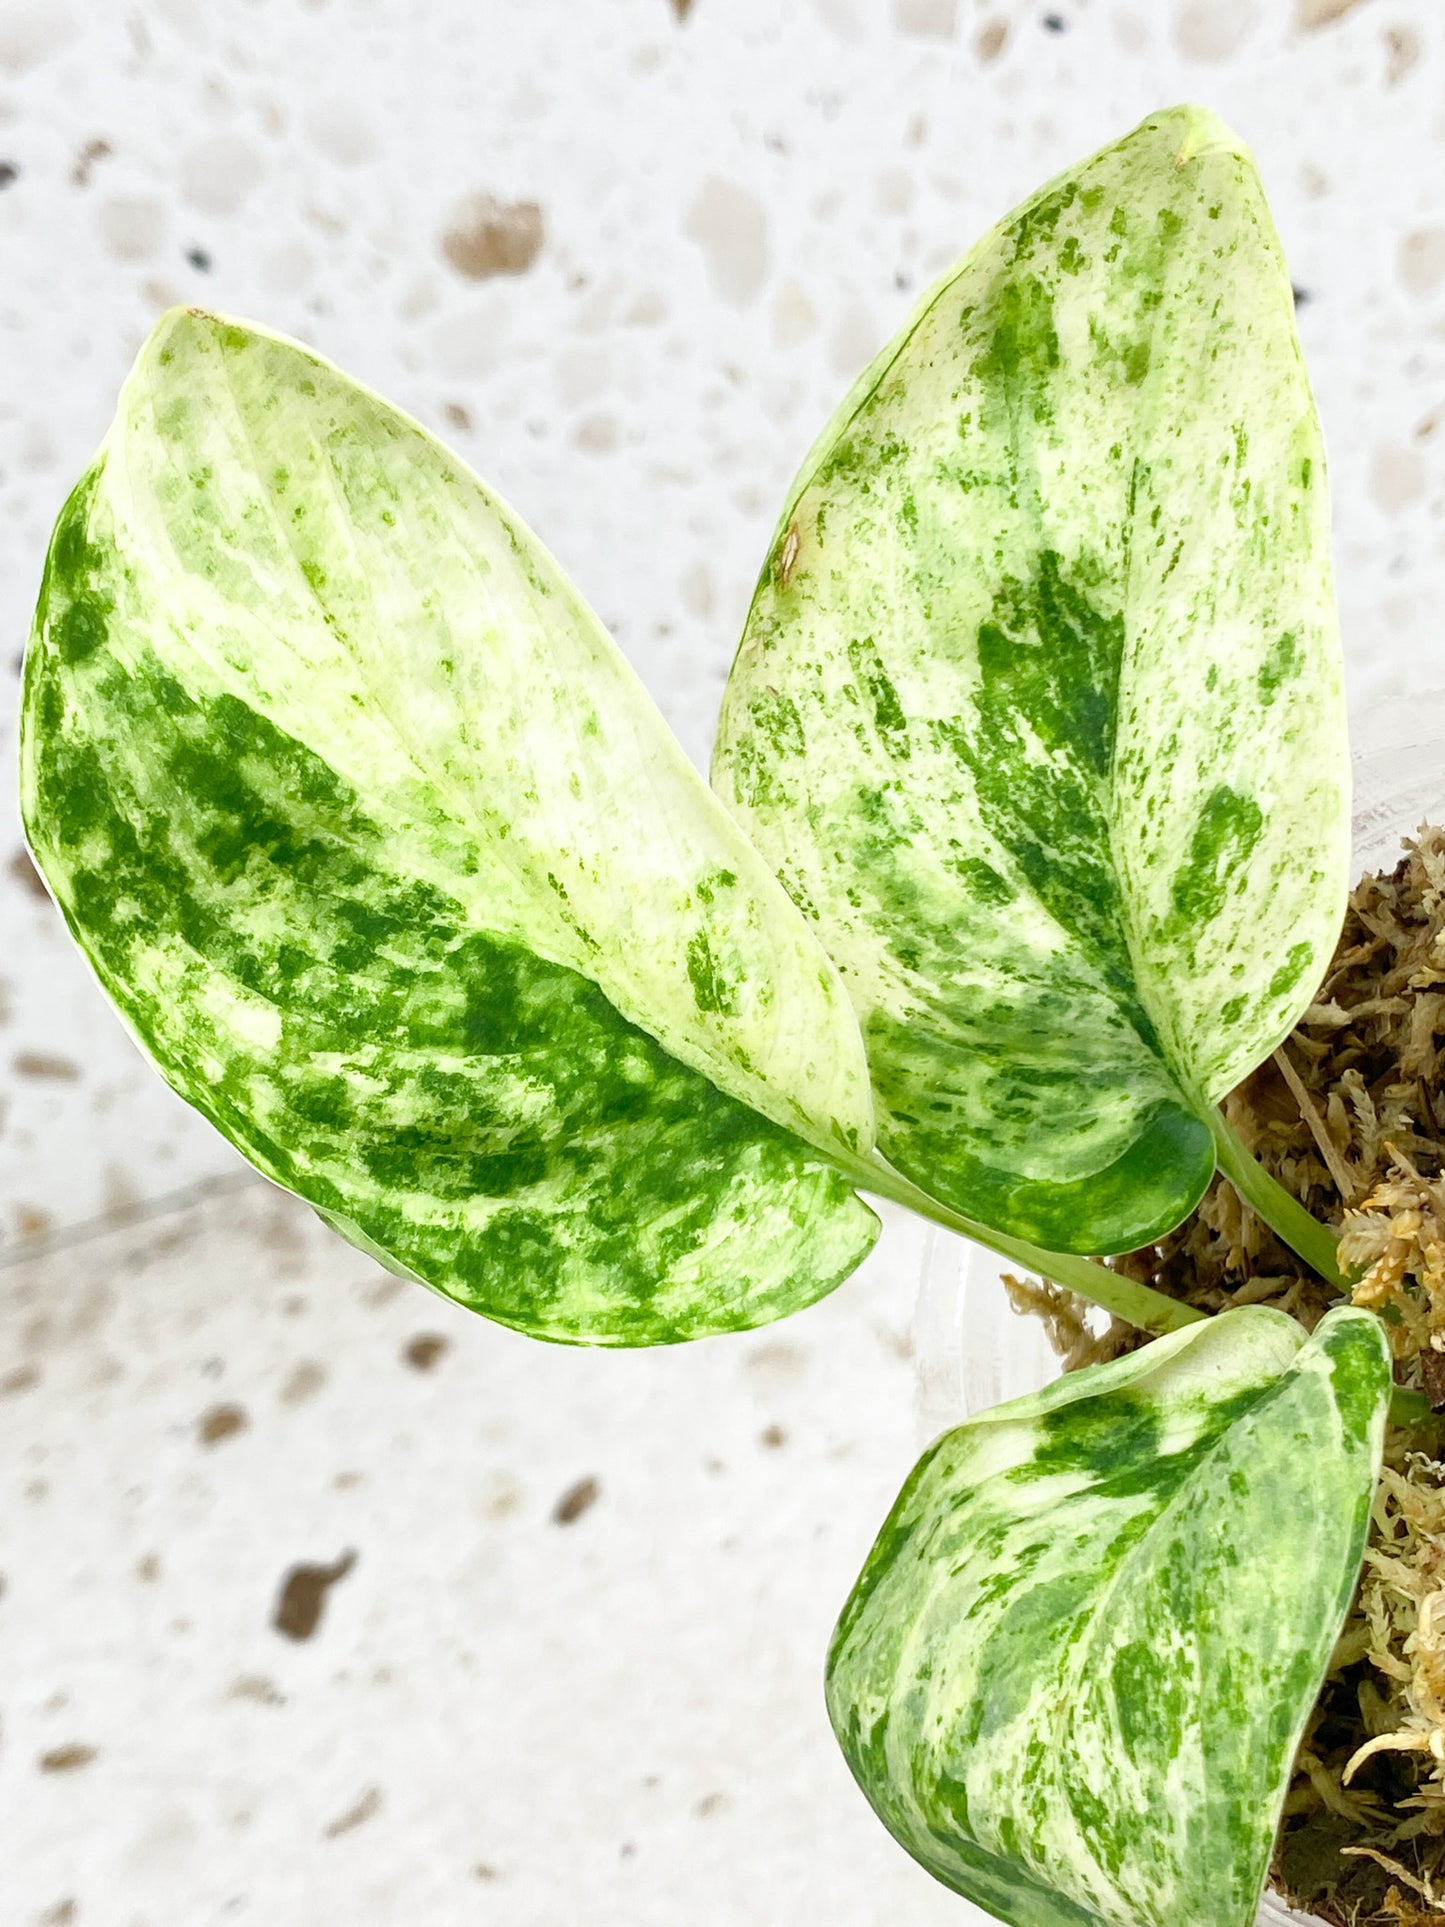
909 688 1445 1927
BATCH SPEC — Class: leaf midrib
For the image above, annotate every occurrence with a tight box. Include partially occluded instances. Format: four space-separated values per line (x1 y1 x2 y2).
1027 1361 1314 1911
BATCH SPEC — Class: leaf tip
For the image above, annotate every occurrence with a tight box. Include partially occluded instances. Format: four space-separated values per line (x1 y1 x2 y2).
1160 101 1252 170
139 305 268 384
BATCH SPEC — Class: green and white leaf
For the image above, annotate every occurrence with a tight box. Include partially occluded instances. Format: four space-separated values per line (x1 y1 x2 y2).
826 1303 1390 1927
713 105 1348 1255
20 310 880 1345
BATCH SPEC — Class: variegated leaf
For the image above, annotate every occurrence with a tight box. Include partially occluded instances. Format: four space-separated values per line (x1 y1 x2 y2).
826 1304 1390 1927
713 105 1348 1255
20 310 880 1344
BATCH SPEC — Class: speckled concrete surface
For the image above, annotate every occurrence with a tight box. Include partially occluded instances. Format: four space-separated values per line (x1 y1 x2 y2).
1 0 1442 1921
2 1184 970 1925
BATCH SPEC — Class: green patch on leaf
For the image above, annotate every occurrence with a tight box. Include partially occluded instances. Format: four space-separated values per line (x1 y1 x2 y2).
685 930 738 1016
1167 784 1265 927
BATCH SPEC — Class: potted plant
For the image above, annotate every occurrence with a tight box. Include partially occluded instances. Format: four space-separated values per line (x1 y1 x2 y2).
20 102 1435 1927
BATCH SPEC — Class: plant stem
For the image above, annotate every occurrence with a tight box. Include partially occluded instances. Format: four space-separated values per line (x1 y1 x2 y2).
827 1148 1205 1338
1208 1108 1351 1293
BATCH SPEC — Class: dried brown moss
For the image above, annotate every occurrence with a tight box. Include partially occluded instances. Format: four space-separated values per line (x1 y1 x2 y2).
1010 829 1445 1923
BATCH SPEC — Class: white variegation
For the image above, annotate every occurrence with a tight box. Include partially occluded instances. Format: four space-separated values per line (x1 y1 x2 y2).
713 106 1348 1255
117 312 875 1160
826 1305 1390 1927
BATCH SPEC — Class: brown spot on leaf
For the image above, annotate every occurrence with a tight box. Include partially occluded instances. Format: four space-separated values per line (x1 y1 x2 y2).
198 1402 248 1445
39 1902 76 1927
441 194 544 280
135 1553 161 1583
671 0 694 15
39 1744 96 1774
775 520 801 588
403 1333 448 1372
473 1862 501 1882
552 1476 600 1525
324 1785 382 1837
9 847 48 900
442 400 473 432
1 1364 39 1397
760 1423 787 1449
273 1551 356 1640
975 16 1008 58
14 1051 81 1081
15 1204 53 1237
695 1791 728 1817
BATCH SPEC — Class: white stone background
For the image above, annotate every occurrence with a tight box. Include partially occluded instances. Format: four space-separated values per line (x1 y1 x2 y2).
0 0 1441 1922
